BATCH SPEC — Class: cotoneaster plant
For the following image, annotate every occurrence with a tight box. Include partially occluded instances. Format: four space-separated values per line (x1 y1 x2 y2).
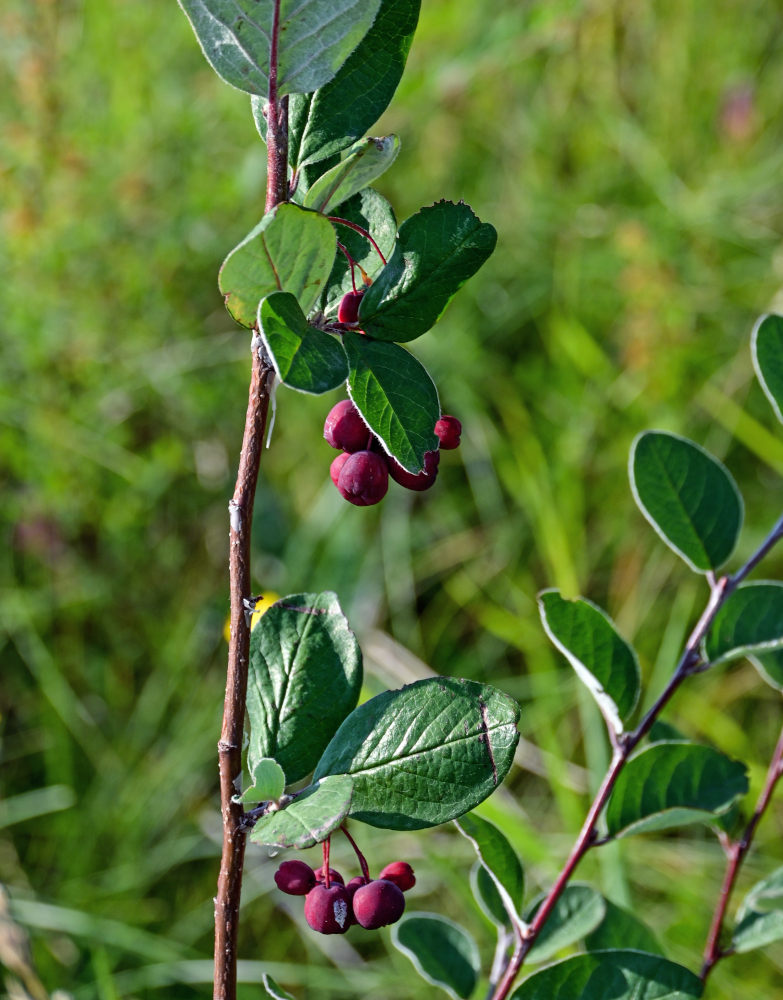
178 5 783 1000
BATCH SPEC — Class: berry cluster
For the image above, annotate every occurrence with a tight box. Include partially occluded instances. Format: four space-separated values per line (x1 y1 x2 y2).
324 399 462 507
274 858 416 934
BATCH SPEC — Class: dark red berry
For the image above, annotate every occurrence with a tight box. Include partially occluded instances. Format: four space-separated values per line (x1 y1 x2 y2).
330 452 351 487
314 867 344 886
387 450 440 492
274 859 316 895
304 883 352 934
352 878 406 929
337 290 364 325
434 414 461 450
378 861 416 892
344 876 370 927
337 450 389 506
324 400 369 453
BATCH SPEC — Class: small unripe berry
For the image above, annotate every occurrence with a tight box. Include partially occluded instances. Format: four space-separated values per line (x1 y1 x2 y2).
337 290 364 325
434 414 461 450
352 878 406 929
387 450 439 492
314 867 344 886
304 883 352 934
330 452 351 487
324 400 369 452
274 860 316 895
378 861 416 892
337 450 389 506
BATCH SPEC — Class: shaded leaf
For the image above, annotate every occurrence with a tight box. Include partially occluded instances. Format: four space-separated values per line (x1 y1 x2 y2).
259 292 347 394
455 813 524 923
358 201 497 342
605 743 749 839
249 775 352 849
509 950 703 1000
524 885 605 964
538 590 640 734
178 0 382 98
247 592 362 784
302 135 400 214
313 676 520 830
703 582 783 665
392 913 480 999
752 313 783 424
585 900 664 956
750 649 783 691
630 431 743 572
733 866 783 954
321 189 397 314
238 758 286 804
219 204 336 328
470 861 508 927
343 332 439 473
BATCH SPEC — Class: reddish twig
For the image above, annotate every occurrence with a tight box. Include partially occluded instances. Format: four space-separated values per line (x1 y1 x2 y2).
340 824 371 881
328 216 388 265
700 723 783 982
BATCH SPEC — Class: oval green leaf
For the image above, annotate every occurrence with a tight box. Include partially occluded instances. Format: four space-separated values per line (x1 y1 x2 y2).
752 313 783 424
343 333 439 473
470 862 508 927
605 742 749 839
249 774 353 849
313 676 520 830
629 431 743 572
733 866 783 953
178 0 382 99
455 813 524 923
702 582 783 666
321 189 397 315
359 201 497 343
509 951 703 1000
750 649 783 691
524 885 606 964
585 899 663 956
392 913 480 1000
238 758 286 804
247 592 362 784
219 204 336 328
538 590 640 735
259 292 347 394
302 135 400 215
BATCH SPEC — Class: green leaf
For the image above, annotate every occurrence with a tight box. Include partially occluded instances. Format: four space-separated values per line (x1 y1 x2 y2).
321 189 397 315
455 813 524 923
262 974 295 1000
702 582 783 666
247 592 362 784
301 135 400 214
258 292 347 394
604 742 749 839
250 0 419 169
249 775 352 849
524 885 606 964
392 914 480 1000
752 314 783 424
732 866 783 954
238 758 286 804
343 333 439 473
178 0 382 98
538 590 640 734
750 648 783 690
585 899 664 956
470 862 508 927
629 431 743 572
313 676 520 830
509 951 703 1000
358 201 497 343
219 204 336 328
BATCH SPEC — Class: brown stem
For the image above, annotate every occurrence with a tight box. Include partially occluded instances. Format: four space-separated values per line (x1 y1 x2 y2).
700 722 783 982
214 2 288 994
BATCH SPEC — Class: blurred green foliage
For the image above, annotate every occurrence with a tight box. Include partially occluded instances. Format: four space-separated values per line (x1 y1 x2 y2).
3 1 783 997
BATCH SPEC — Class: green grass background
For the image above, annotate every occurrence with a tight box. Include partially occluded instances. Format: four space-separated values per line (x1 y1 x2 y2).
3 0 783 997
